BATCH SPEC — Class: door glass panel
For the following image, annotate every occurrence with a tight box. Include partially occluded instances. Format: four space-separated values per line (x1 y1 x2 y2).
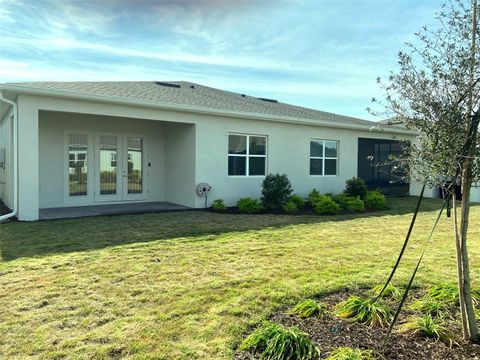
127 137 143 194
68 134 88 196
99 135 117 195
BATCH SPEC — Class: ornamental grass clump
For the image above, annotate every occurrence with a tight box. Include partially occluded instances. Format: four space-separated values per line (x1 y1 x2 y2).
289 299 329 319
426 283 459 306
370 283 404 302
400 314 453 343
410 297 449 317
240 322 320 360
326 347 376 360
336 296 392 327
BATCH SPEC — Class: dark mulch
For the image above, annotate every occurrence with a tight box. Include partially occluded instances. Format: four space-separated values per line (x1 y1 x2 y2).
235 291 480 360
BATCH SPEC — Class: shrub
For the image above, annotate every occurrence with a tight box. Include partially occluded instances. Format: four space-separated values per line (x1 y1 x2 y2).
314 195 341 215
364 191 387 210
336 296 392 327
400 314 453 343
289 194 305 209
240 322 320 359
326 347 376 360
344 177 368 199
371 283 404 302
331 194 351 210
289 299 329 319
211 199 227 211
237 197 263 214
261 173 293 210
307 189 322 205
345 196 365 213
282 200 298 214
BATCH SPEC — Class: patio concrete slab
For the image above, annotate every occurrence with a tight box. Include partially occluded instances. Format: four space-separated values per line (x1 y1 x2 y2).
39 201 191 220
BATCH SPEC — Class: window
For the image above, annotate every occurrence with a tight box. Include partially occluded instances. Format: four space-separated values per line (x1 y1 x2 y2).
68 134 88 196
310 139 338 176
228 134 267 176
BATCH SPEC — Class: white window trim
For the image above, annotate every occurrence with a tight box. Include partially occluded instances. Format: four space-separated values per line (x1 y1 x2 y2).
309 139 339 177
228 133 268 177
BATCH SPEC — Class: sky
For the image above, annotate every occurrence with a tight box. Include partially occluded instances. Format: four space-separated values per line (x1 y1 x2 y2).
0 0 446 120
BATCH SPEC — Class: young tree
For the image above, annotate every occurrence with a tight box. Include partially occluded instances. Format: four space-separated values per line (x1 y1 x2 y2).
371 0 479 341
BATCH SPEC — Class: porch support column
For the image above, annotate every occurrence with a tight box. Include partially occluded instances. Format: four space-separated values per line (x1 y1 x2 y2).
17 95 39 221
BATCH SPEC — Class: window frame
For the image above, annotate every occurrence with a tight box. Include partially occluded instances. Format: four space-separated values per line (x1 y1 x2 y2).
228 133 268 177
309 139 339 177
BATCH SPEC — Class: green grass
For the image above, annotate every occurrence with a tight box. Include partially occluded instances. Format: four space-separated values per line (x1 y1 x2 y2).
289 299 329 319
400 313 453 343
335 296 393 327
326 347 376 360
370 283 405 302
240 322 320 359
0 197 479 358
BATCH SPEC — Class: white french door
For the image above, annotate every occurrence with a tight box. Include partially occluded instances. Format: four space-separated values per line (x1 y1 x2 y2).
94 133 146 202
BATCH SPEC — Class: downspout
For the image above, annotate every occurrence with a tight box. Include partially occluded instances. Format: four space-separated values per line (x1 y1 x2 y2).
0 92 17 222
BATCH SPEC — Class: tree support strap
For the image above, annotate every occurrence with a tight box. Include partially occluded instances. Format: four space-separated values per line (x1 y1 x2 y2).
372 183 426 303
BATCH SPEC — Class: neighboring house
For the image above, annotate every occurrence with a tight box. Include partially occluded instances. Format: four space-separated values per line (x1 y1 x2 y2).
0 81 471 221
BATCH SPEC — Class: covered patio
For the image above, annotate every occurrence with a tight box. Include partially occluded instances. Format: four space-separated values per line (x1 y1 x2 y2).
39 201 191 220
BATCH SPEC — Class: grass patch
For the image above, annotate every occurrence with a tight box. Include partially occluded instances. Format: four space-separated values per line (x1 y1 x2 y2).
370 283 404 302
336 296 392 327
240 322 320 359
289 299 329 319
0 197 478 358
326 347 376 360
400 314 453 343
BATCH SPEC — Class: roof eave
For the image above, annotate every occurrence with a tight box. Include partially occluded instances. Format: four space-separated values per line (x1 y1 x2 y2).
0 84 416 135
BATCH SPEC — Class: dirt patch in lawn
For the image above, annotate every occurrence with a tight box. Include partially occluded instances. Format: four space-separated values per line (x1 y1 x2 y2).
235 291 480 360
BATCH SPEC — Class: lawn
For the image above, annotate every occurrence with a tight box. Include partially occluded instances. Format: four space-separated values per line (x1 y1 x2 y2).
0 197 479 359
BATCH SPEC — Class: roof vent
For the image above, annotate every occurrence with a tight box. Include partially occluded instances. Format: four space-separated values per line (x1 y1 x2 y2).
155 81 181 88
190 85 195 89
240 94 246 97
258 97 278 103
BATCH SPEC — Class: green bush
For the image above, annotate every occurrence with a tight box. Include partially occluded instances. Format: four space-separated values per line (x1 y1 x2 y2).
314 195 341 215
400 314 452 343
345 196 365 213
289 299 329 319
211 199 227 211
364 191 387 210
237 198 263 214
326 347 376 360
307 189 322 205
282 200 298 214
289 194 305 209
331 194 351 210
344 177 368 199
261 173 293 210
240 322 320 359
336 296 392 327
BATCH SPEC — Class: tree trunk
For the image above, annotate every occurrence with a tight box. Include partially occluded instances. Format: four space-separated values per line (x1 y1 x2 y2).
459 178 479 341
453 193 470 338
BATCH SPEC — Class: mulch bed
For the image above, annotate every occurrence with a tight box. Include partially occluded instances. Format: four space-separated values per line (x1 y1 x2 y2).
235 290 480 360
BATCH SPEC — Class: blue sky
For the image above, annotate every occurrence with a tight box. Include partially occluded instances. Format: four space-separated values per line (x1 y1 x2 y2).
0 0 445 120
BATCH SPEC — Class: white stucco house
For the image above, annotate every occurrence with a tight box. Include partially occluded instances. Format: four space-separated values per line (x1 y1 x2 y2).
0 81 475 221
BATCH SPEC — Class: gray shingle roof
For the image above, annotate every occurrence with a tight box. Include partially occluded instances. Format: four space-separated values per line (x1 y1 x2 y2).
6 81 395 128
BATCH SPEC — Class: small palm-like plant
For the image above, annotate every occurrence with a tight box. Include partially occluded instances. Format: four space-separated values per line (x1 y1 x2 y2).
400 314 452 343
289 299 329 319
326 347 376 360
240 322 320 359
336 296 392 326
371 283 404 302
